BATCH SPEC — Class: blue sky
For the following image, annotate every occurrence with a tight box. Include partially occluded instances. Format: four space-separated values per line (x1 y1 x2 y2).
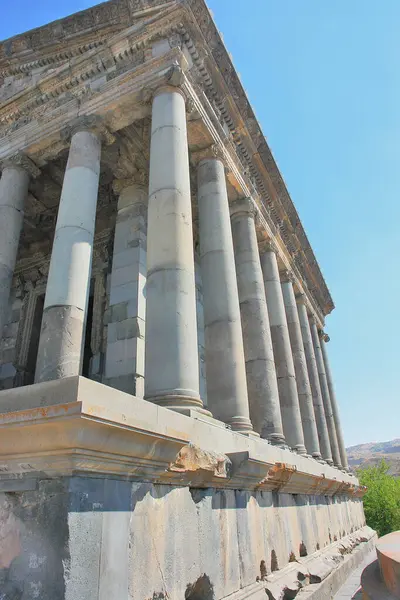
1 1 399 446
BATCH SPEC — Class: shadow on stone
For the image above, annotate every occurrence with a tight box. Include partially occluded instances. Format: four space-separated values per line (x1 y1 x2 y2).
185 574 214 600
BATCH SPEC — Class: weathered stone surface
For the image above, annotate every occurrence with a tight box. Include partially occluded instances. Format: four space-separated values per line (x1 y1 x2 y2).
261 248 305 453
144 87 204 414
231 199 284 443
282 279 320 458
198 158 253 433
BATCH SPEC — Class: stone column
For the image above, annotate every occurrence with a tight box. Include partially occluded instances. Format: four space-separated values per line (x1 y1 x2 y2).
144 85 205 414
0 154 39 336
296 296 332 463
309 317 342 467
321 333 349 470
230 198 284 442
260 242 306 453
35 127 101 382
281 274 321 458
104 175 147 397
197 153 254 434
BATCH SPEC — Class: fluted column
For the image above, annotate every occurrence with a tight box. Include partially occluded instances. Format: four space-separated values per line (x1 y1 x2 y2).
296 296 332 463
230 198 284 443
0 154 39 336
197 153 254 434
144 85 206 414
35 128 101 382
281 274 321 458
260 243 306 453
309 318 342 467
321 333 349 470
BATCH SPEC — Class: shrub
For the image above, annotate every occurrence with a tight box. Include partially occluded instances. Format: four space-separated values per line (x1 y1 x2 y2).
357 460 400 536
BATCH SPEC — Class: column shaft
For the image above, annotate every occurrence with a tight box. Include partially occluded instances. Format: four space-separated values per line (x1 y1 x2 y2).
282 279 321 458
260 247 306 453
297 300 332 463
144 87 204 413
105 181 147 397
309 318 342 467
230 199 284 442
321 337 349 470
35 129 101 382
197 158 253 433
0 166 29 335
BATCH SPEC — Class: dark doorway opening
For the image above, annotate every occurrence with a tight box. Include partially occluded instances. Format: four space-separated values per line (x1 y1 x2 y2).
82 290 94 378
25 294 45 385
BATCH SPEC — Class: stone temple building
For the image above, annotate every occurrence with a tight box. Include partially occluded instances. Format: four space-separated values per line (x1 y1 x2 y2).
0 1 375 598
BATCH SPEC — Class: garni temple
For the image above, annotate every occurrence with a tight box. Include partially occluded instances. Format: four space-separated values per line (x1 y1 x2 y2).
0 0 375 598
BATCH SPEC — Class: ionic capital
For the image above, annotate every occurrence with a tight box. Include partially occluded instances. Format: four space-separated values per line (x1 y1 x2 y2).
229 197 257 220
295 292 307 306
61 115 115 145
143 65 187 105
320 330 330 342
113 169 148 195
2 152 40 179
190 144 228 169
258 239 278 255
280 270 295 284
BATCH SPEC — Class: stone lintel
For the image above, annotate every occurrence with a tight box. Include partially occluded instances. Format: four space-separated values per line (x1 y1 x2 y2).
0 377 364 495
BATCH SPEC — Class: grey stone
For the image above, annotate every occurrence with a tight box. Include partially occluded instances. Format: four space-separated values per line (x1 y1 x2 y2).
144 88 203 413
197 158 252 432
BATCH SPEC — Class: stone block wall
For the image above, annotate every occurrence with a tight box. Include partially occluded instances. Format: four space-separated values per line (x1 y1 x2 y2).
0 290 21 390
0 477 368 600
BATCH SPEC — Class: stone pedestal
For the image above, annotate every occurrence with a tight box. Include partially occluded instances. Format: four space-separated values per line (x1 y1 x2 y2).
105 178 147 397
230 198 284 442
35 129 101 382
144 86 205 414
197 158 253 433
321 334 349 471
260 244 306 453
0 156 37 336
281 276 321 458
296 297 332 464
310 319 342 468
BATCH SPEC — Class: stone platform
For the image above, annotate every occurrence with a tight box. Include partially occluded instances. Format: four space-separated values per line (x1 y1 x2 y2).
0 377 372 599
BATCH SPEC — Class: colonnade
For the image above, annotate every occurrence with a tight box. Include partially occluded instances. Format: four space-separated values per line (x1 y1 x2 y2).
0 84 348 470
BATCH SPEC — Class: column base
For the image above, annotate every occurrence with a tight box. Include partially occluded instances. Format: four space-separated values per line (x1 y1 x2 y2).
311 452 323 460
226 416 257 436
145 391 212 417
267 432 287 447
292 444 308 455
325 458 334 466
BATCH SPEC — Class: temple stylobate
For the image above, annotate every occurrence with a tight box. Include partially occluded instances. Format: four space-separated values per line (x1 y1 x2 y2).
0 2 373 599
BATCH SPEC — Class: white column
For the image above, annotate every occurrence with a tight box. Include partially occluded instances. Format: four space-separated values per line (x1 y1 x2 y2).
230 198 284 442
35 128 101 382
260 242 306 454
197 156 254 434
0 155 39 336
321 332 349 470
309 317 342 467
105 176 147 397
281 274 321 458
144 85 206 415
297 296 332 463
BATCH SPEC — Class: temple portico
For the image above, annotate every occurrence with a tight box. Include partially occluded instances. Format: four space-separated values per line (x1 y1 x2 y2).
0 40 351 454
0 2 370 598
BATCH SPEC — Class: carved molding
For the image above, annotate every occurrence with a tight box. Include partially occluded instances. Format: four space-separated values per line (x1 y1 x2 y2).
258 239 278 255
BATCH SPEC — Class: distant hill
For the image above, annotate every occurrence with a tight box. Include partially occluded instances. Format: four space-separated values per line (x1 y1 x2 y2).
347 439 400 476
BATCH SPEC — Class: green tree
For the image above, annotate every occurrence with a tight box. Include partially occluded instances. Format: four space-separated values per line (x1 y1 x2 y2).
357 460 400 537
